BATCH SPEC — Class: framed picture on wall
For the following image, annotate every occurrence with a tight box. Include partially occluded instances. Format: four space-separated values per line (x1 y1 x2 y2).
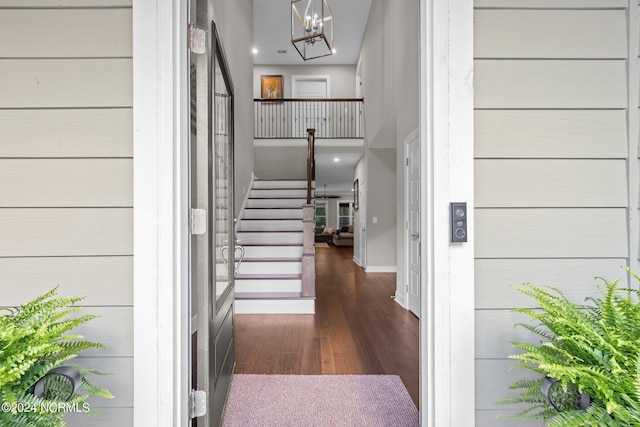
353 179 359 210
260 75 283 99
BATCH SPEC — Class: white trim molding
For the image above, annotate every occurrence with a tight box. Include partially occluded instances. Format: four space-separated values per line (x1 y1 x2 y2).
133 1 190 426
420 0 475 426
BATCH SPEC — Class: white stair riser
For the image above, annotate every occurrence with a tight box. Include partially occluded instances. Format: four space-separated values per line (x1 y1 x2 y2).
246 198 306 208
235 279 302 293
243 209 303 219
238 220 302 232
235 299 315 314
251 189 308 198
243 245 303 259
253 180 310 189
236 232 303 245
238 261 301 275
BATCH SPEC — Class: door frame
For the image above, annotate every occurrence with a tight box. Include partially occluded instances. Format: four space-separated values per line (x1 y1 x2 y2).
132 1 190 426
419 0 475 426
132 0 475 426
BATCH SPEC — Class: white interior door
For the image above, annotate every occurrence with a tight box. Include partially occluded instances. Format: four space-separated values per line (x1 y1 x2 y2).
359 180 366 267
292 75 329 137
406 129 420 317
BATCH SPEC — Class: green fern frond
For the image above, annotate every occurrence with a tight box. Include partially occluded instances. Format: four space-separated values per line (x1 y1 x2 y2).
498 271 640 425
548 404 619 427
0 287 112 427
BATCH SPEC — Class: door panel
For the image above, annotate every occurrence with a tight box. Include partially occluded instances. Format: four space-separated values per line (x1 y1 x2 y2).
209 20 235 427
292 76 328 137
189 4 235 425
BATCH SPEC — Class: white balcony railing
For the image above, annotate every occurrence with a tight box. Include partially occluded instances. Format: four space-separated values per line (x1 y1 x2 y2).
254 98 364 139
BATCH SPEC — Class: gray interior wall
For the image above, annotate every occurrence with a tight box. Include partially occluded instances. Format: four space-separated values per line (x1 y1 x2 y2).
365 148 397 268
473 1 634 424
358 0 418 275
253 65 357 98
359 0 418 150
212 0 254 217
0 3 133 425
253 144 308 179
393 0 419 300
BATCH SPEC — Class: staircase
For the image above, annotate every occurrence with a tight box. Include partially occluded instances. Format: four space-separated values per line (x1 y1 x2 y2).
235 179 315 314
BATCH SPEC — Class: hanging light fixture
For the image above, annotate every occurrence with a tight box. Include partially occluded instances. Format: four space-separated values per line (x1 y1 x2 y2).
291 0 334 61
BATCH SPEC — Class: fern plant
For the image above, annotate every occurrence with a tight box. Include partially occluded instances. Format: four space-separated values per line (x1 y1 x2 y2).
0 286 113 426
498 273 640 426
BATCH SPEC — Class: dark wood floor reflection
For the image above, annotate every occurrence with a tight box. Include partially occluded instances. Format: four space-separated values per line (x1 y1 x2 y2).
234 245 420 407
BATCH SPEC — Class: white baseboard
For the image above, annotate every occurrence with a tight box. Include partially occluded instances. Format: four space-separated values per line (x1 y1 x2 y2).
364 266 397 273
393 292 408 309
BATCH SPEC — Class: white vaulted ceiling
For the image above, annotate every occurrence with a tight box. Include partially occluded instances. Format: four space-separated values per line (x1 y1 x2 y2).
253 0 370 197
253 0 373 65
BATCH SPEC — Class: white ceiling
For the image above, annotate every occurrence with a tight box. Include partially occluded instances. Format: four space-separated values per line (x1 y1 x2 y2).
253 0 373 65
315 148 363 196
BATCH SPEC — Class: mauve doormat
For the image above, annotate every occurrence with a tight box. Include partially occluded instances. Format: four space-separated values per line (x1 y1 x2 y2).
221 374 419 427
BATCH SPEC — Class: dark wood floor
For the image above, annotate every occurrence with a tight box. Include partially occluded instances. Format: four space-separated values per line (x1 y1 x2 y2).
234 244 420 407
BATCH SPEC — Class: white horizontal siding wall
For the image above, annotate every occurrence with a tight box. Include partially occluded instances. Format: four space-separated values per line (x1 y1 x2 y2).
474 2 635 425
0 3 133 426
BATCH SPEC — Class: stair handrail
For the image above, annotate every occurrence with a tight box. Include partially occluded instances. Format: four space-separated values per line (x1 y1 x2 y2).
306 128 315 204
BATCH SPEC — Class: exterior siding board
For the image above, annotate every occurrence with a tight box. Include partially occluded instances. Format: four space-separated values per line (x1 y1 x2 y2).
475 9 627 59
475 258 630 310
474 3 632 425
475 159 628 207
0 208 133 257
64 408 133 427
0 0 131 6
475 208 628 259
0 4 133 426
0 109 133 158
0 257 132 306
475 60 627 109
0 9 132 58
0 59 132 108
0 159 133 207
475 110 628 159
475 0 627 7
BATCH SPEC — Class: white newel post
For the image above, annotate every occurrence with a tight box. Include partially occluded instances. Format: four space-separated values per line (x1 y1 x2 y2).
301 204 316 298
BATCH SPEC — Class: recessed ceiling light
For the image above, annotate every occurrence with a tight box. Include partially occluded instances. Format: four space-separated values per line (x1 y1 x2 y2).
252 48 258 54
333 157 340 162
332 48 337 54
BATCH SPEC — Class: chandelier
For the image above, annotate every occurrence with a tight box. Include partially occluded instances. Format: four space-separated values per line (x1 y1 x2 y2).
291 0 334 61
